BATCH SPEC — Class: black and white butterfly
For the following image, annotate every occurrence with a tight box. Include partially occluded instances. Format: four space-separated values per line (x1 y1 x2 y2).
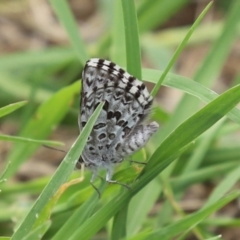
78 58 159 188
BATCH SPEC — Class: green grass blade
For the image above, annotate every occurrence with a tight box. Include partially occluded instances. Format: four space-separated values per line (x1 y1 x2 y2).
111 2 142 238
50 0 88 65
111 205 128 240
121 0 141 78
111 0 126 66
0 134 63 146
151 1 213 97
0 101 27 118
11 102 104 240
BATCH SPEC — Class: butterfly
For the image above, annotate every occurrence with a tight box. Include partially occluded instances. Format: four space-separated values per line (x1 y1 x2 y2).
78 58 159 191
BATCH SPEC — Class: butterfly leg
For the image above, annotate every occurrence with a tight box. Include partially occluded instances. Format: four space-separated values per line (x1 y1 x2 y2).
90 182 101 198
128 159 147 165
90 168 102 198
106 168 131 190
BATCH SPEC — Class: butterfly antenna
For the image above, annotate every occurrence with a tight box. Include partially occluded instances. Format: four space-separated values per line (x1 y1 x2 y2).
42 144 67 153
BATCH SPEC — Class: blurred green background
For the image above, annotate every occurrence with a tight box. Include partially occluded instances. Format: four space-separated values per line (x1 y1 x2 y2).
1 0 240 239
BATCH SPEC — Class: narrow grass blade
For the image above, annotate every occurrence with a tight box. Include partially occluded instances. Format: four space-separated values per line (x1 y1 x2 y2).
151 1 213 97
113 2 142 238
50 0 88 65
121 0 141 78
11 103 104 240
0 134 63 146
111 204 128 240
0 101 27 118
111 0 126 66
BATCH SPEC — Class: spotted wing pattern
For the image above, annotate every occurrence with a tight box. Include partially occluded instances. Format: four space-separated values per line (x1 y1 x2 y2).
79 58 159 181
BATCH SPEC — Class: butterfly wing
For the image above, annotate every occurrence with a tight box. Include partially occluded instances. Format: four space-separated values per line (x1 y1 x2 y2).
79 58 158 171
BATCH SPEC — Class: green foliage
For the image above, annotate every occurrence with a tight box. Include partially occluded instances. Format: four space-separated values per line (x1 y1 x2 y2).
1 0 240 239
